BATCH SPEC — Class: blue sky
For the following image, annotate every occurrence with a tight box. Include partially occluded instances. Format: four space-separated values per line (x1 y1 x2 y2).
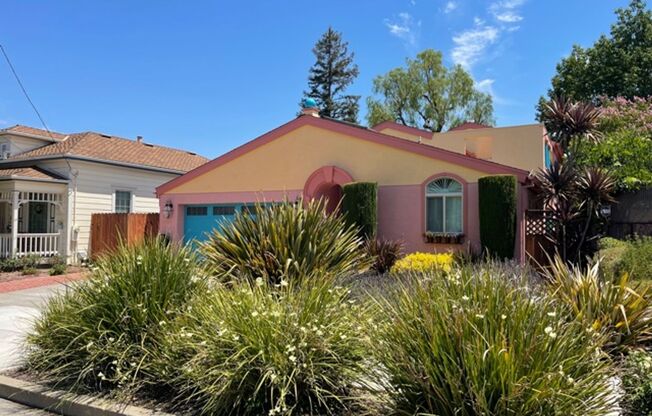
0 0 633 158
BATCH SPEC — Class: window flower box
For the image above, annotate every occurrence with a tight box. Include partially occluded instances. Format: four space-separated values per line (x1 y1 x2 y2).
424 232 464 244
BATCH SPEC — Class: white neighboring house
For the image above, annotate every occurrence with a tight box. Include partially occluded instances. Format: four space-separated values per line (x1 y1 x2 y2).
0 125 208 263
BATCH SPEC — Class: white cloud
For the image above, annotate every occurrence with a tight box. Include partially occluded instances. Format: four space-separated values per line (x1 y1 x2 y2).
384 12 421 46
475 79 495 94
450 0 525 70
443 1 457 14
490 0 525 24
451 20 499 69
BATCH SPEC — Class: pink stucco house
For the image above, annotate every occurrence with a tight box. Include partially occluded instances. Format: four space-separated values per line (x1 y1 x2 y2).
156 107 552 261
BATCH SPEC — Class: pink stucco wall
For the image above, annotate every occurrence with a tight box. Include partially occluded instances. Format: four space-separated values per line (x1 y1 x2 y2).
158 181 510 258
377 183 481 254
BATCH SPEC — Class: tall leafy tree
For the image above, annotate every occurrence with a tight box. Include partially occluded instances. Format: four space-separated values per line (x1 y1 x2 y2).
544 0 652 103
302 27 360 123
366 49 494 132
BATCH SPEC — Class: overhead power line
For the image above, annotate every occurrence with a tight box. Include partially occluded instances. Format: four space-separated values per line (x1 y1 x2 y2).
0 43 57 143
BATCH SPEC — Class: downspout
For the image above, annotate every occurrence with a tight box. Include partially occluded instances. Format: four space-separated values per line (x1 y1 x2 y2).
69 166 79 262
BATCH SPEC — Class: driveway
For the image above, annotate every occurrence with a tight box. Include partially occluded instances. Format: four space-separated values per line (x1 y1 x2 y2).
0 284 67 371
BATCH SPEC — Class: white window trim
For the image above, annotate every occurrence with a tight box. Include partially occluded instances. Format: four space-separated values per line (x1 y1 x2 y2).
113 189 134 213
425 178 464 234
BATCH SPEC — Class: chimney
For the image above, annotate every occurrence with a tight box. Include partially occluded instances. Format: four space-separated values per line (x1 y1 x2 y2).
301 107 320 117
136 135 143 144
301 98 320 117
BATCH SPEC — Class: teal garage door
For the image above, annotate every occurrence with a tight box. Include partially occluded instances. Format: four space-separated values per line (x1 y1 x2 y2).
183 203 258 244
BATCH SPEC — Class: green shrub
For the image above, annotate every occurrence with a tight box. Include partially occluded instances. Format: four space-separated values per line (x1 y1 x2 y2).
371 266 616 415
364 238 402 274
598 237 627 250
21 266 37 276
49 263 67 276
617 236 652 280
390 252 454 274
158 279 372 415
201 200 367 284
478 175 517 259
621 350 652 415
26 238 203 393
546 256 652 353
341 182 378 239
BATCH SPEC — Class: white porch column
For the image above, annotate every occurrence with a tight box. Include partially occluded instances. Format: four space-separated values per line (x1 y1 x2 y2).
10 190 19 258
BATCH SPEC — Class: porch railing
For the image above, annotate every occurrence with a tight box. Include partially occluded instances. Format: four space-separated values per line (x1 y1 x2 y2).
0 233 61 258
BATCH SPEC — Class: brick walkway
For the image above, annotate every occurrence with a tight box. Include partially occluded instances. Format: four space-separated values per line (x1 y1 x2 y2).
0 272 86 294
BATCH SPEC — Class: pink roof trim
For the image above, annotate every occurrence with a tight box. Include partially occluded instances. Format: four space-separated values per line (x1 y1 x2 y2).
448 122 492 131
372 121 433 139
157 116 529 195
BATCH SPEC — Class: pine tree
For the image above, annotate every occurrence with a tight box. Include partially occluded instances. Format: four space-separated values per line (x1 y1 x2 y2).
303 28 360 123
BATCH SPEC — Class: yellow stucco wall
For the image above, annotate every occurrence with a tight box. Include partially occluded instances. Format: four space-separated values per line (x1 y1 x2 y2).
166 124 490 194
430 124 546 172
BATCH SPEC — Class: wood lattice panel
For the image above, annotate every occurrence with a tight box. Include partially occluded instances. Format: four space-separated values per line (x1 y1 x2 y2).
526 210 556 236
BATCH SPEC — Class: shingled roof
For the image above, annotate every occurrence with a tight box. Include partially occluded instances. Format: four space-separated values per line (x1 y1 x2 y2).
0 167 67 182
1 127 208 173
3 125 68 140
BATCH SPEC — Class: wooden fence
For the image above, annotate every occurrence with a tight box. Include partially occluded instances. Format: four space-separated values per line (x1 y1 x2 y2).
90 213 159 259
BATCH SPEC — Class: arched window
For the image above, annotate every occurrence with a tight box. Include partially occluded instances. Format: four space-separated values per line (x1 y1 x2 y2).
426 177 463 233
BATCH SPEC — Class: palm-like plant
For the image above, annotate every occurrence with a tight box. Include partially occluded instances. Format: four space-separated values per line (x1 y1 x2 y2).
543 96 603 152
536 97 616 264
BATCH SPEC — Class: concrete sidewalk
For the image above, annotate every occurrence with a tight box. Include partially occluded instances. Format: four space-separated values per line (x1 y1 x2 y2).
0 284 67 372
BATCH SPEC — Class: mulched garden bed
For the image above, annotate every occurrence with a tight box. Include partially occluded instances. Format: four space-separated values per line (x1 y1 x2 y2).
0 266 85 284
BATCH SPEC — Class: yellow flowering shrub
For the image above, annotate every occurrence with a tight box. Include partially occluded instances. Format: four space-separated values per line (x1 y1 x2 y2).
391 252 454 274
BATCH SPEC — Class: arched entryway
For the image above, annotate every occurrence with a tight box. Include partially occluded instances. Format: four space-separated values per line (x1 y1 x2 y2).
303 166 353 213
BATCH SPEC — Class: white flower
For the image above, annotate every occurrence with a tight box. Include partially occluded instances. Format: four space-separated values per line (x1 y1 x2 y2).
252 311 259 317
475 314 485 319
501 314 507 320
288 355 297 362
108 337 115 342
544 326 553 334
111 360 118 365
544 327 557 339
255 277 264 287
316 329 324 336
462 295 470 301
98 372 106 380
280 280 288 287
159 320 166 326
547 312 557 317
233 335 240 341
340 334 347 340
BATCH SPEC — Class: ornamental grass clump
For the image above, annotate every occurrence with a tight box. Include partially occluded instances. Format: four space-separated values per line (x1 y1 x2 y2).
201 199 367 284
157 278 373 415
372 266 616 415
26 238 204 394
545 256 652 353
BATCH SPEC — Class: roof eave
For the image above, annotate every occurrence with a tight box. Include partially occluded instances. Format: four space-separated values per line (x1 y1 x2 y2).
0 130 64 142
0 155 190 175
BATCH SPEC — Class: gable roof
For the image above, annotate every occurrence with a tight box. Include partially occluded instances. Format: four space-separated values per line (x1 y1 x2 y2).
157 115 529 195
0 166 67 182
1 129 208 174
3 125 67 140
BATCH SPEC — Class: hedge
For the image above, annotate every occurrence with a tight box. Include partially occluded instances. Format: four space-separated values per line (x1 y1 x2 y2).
478 175 517 259
341 182 378 239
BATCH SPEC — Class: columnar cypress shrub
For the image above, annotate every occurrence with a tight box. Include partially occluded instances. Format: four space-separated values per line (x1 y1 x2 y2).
478 175 517 259
341 182 378 239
